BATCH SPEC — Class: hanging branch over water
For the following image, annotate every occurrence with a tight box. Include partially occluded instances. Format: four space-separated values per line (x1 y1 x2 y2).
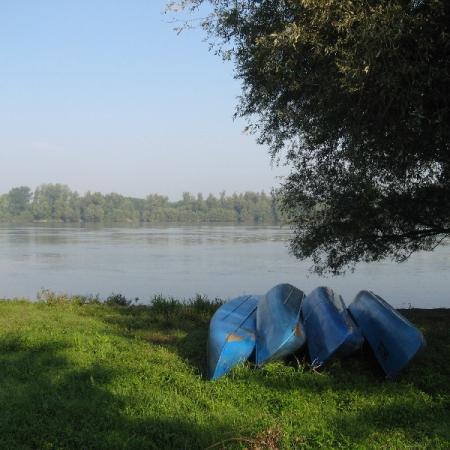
170 0 450 274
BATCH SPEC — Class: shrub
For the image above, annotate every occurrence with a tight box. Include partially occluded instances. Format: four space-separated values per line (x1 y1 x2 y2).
105 293 131 307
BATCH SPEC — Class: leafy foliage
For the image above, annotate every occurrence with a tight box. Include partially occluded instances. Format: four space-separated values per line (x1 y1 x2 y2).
105 293 133 307
0 184 282 224
173 0 450 273
6 186 32 218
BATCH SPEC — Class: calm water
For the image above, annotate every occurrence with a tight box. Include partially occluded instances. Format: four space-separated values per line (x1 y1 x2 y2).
0 225 448 308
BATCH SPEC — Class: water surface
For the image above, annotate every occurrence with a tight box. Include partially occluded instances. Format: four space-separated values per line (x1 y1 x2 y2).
0 224 448 308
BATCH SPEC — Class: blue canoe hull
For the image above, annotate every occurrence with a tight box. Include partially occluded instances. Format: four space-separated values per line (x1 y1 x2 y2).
348 291 426 378
207 295 259 380
256 283 306 366
302 287 364 367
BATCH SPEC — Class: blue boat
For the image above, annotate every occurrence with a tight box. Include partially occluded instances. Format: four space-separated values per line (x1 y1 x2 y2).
302 287 364 368
348 291 426 378
255 283 306 366
207 294 259 380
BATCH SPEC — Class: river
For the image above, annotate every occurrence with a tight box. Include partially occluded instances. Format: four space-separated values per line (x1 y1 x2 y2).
0 224 448 308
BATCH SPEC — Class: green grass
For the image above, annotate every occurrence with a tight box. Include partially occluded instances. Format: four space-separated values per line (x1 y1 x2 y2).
0 294 449 450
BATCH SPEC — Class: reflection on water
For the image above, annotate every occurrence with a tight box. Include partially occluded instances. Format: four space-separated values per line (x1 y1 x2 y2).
0 224 448 308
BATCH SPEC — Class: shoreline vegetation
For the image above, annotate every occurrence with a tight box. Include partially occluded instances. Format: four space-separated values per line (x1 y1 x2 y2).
0 292 448 449
0 185 283 225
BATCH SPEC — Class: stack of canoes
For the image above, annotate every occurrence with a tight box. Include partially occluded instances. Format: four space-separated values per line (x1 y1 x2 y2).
207 284 425 380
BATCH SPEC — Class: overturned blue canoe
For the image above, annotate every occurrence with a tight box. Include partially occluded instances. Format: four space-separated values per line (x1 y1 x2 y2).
348 291 426 378
256 283 306 366
207 295 259 380
302 287 364 368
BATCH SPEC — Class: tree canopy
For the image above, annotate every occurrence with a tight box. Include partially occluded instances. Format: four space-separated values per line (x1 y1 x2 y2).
0 184 281 225
172 0 450 273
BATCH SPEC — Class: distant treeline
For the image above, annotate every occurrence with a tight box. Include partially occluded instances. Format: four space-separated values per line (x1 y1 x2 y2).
0 184 283 224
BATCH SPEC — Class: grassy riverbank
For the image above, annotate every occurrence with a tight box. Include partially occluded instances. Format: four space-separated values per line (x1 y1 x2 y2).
0 295 449 449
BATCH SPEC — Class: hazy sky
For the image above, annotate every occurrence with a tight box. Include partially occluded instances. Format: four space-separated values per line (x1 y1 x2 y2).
0 0 286 199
